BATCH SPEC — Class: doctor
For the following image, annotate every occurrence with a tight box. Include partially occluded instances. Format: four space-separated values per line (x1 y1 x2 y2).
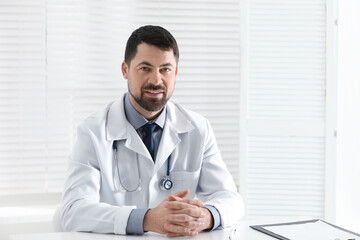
60 25 244 238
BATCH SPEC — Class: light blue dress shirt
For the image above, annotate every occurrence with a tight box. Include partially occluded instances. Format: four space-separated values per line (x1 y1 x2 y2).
123 93 221 234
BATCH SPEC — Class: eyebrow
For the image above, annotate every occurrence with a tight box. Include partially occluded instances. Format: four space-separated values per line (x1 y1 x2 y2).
136 61 174 68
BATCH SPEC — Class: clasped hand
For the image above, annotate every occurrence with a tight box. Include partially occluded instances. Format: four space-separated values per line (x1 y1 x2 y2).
143 189 213 237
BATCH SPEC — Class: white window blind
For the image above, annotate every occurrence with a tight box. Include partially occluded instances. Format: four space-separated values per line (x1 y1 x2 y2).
130 0 242 186
240 0 329 219
1 0 242 197
0 1 49 195
2 1 335 223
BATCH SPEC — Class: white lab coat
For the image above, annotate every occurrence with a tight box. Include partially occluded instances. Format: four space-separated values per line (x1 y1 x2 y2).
60 94 244 235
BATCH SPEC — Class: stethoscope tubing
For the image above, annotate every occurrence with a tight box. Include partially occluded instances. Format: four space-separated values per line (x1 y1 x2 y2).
112 141 172 192
113 141 142 192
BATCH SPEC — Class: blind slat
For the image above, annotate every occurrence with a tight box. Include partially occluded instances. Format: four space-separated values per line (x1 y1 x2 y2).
244 0 327 220
0 1 241 195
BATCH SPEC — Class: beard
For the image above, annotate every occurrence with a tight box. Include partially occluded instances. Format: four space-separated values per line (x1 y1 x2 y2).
129 83 171 112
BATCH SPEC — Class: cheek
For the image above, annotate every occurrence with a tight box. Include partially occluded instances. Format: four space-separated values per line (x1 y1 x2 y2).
127 79 138 94
166 78 176 94
128 74 141 89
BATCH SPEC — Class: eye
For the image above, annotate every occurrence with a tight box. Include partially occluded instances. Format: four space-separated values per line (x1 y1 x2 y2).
161 68 170 72
140 67 149 71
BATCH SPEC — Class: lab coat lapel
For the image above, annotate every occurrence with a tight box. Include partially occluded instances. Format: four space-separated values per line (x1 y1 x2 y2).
106 95 152 160
154 102 194 174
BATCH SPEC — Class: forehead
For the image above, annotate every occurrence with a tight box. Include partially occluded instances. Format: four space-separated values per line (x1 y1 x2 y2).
131 43 176 65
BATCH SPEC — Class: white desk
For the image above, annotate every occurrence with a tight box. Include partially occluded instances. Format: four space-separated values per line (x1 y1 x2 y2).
9 220 270 240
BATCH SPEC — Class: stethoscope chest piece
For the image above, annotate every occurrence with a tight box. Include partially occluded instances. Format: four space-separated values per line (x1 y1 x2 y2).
160 176 173 191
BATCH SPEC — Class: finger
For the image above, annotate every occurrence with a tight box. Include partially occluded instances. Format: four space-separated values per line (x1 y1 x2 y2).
166 213 196 223
166 214 205 228
170 197 204 207
170 189 190 199
163 223 197 236
166 231 198 238
174 208 206 219
165 232 184 238
167 195 177 201
165 201 198 210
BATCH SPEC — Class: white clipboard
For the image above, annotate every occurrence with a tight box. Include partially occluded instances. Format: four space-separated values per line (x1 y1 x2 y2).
250 219 360 240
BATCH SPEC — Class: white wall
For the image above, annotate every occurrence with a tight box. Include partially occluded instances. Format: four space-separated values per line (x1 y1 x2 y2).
336 0 360 233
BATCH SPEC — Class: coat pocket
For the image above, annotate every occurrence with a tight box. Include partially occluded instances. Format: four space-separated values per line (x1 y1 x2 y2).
170 169 201 195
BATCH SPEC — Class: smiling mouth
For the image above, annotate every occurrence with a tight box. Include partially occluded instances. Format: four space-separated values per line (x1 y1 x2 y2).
146 90 162 94
144 90 164 94
142 84 166 97
143 90 164 97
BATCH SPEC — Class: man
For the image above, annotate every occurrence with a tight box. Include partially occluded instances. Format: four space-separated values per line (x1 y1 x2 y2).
60 25 244 237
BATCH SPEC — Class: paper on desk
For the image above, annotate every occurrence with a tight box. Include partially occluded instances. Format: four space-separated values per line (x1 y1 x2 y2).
263 220 359 240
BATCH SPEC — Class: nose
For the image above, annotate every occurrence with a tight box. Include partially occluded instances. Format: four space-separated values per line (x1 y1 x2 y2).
148 69 163 85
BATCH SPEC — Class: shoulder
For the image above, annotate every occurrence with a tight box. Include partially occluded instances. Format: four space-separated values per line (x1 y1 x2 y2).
77 100 116 135
167 101 211 131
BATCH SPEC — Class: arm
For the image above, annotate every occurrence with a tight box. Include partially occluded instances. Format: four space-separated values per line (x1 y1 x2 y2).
196 119 245 228
60 124 135 235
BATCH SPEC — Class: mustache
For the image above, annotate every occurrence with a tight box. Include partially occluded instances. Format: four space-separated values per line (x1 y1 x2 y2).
142 84 166 91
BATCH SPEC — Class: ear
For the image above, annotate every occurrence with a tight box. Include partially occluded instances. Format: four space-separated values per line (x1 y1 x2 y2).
121 61 129 79
175 64 179 78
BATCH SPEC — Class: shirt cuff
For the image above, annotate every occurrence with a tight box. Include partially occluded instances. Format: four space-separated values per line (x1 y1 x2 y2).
126 208 149 235
204 205 221 231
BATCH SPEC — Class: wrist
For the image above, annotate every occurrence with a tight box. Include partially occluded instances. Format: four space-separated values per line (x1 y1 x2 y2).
143 209 153 232
203 207 214 230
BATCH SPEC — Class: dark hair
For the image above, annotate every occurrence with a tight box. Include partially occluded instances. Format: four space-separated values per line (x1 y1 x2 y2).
124 25 179 66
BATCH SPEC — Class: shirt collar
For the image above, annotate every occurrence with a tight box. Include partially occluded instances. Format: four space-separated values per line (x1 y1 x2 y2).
124 92 166 130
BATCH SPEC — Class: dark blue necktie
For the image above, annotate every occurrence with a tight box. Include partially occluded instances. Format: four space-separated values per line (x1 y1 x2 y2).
141 123 156 161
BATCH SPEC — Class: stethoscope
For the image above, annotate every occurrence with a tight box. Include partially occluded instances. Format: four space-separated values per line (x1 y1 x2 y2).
112 141 173 192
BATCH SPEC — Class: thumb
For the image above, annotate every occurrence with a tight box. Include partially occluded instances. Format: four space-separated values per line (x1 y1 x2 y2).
167 189 190 200
173 189 190 198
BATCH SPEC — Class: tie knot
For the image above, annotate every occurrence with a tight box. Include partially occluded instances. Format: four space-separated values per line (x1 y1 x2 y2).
142 123 156 135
